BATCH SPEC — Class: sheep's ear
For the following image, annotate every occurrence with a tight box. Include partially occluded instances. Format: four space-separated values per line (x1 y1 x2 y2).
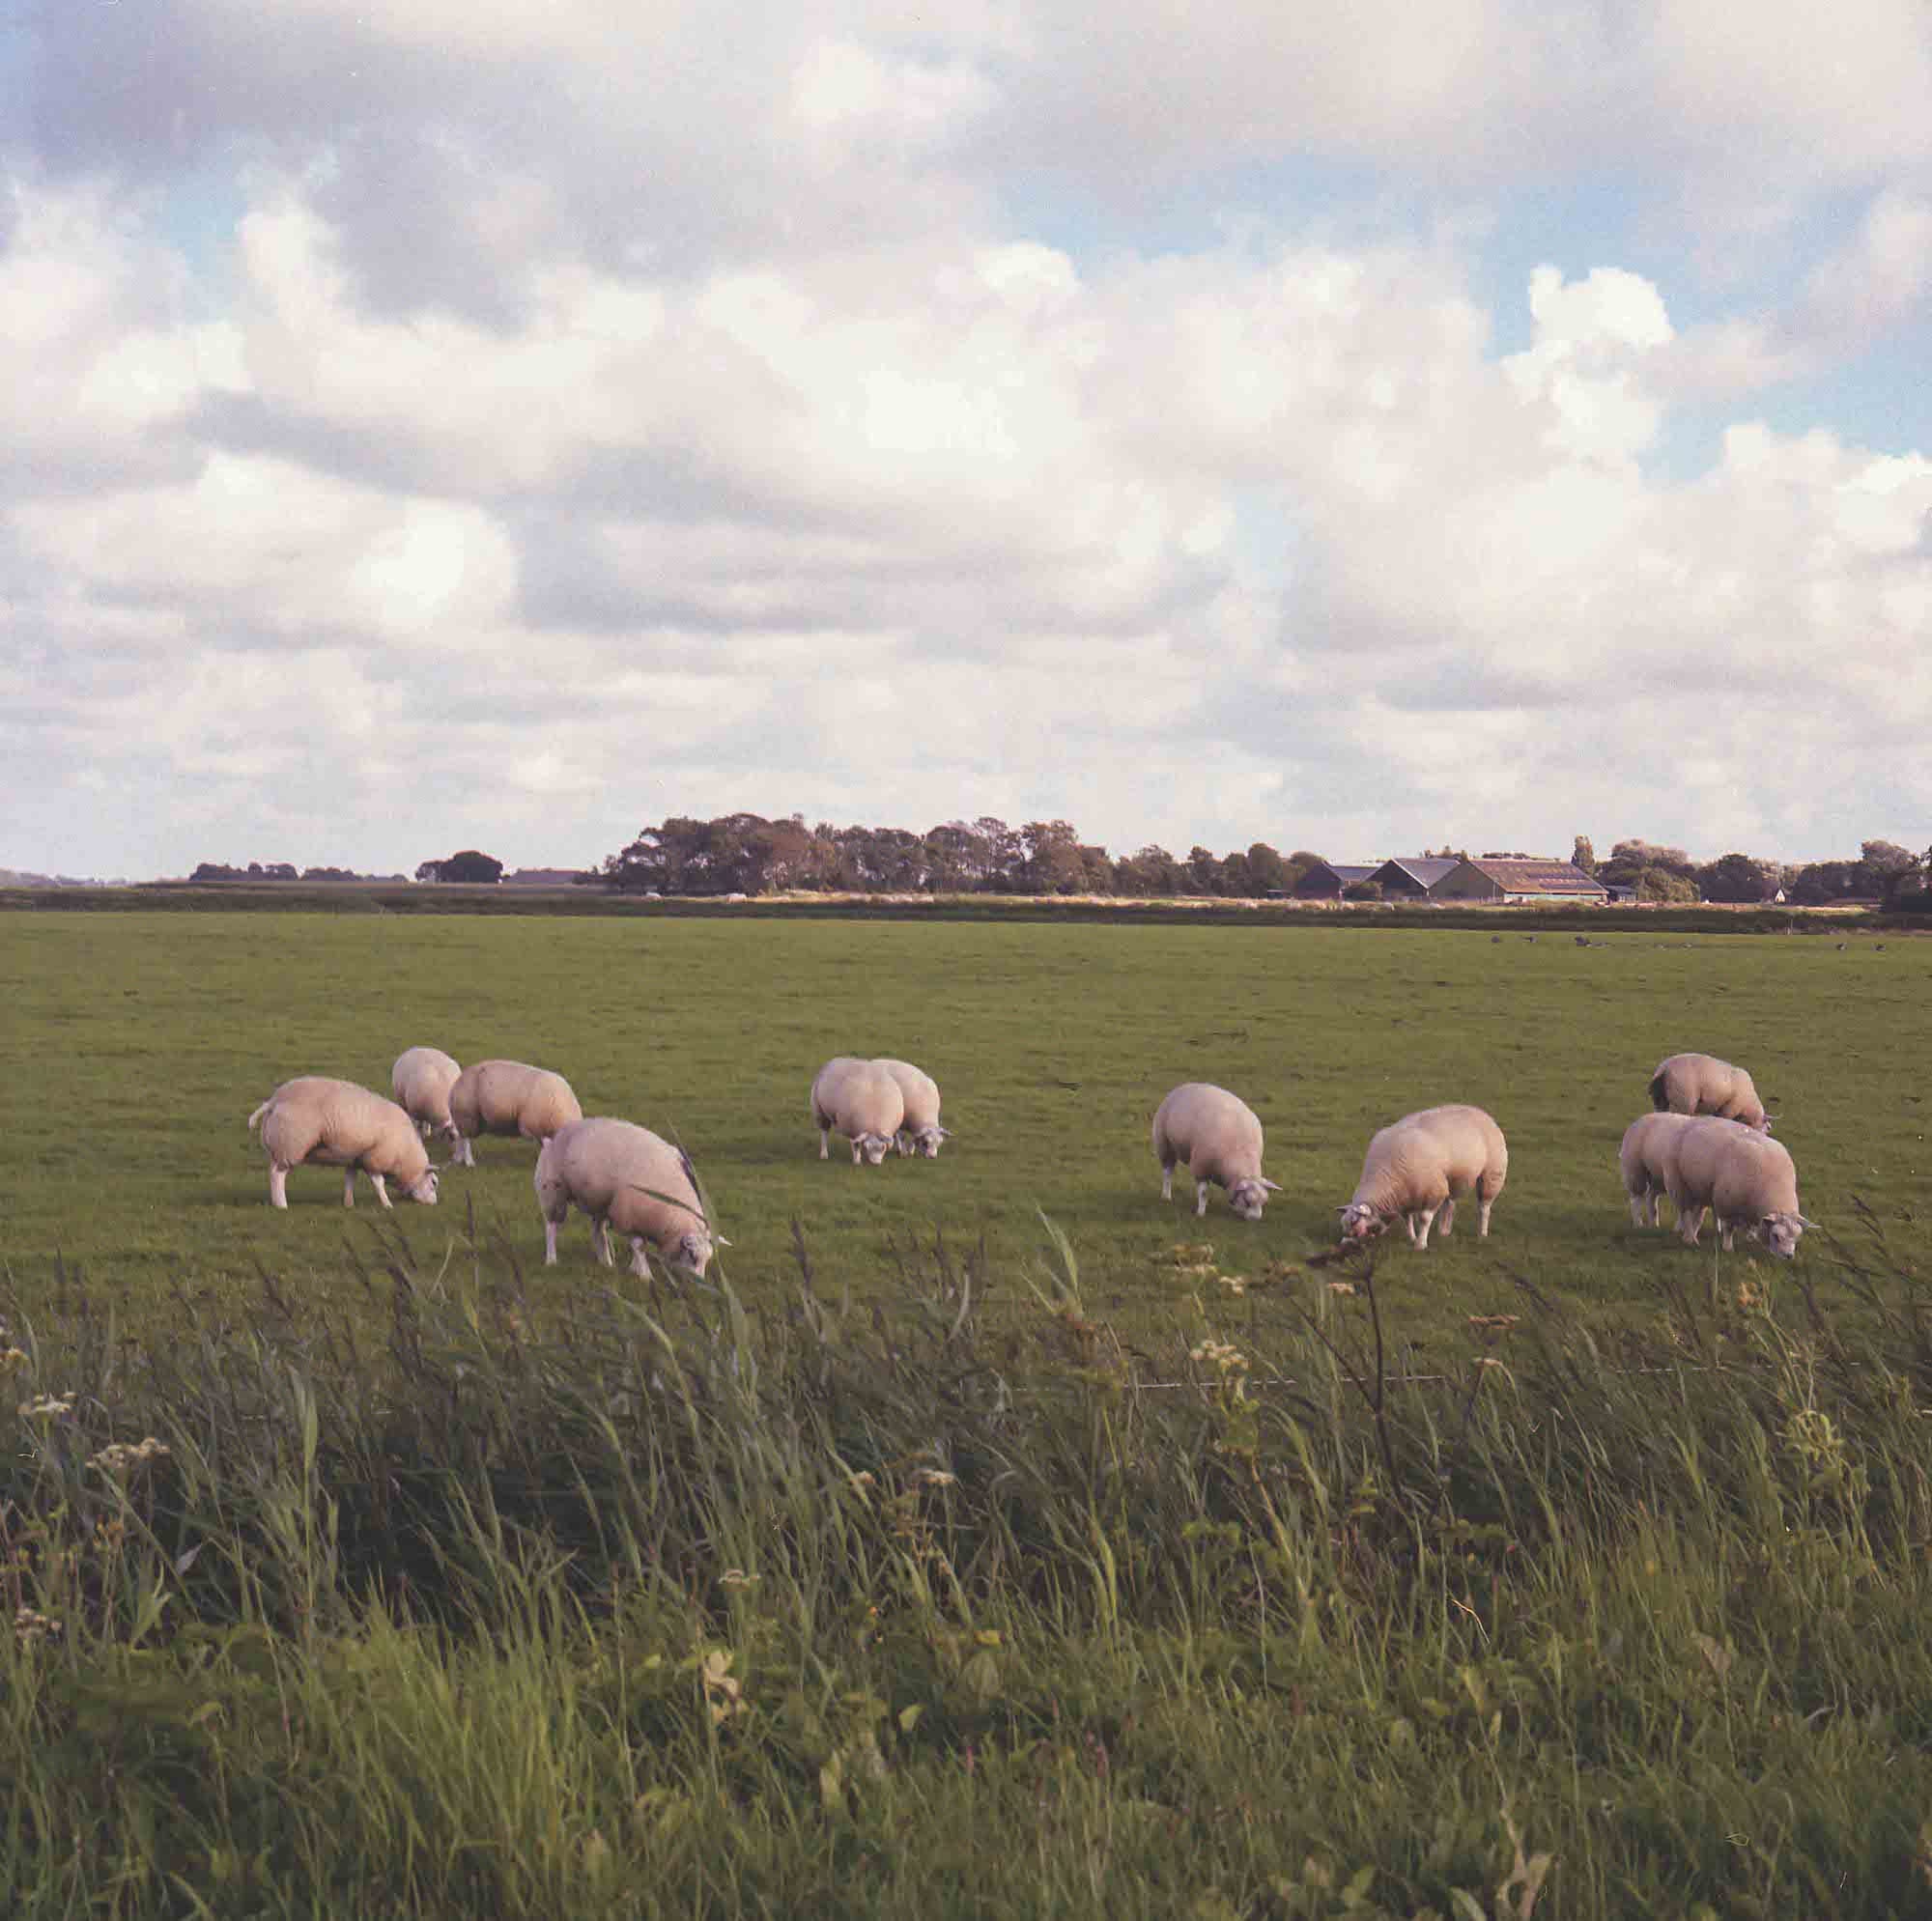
1260 1177 1282 1191
1796 1215 1818 1229
714 1234 733 1248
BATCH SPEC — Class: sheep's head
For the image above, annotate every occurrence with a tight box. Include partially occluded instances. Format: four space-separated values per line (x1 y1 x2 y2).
1754 1211 1809 1259
1228 1176 1281 1222
1337 1201 1384 1241
406 1168 441 1205
913 1124 950 1159
857 1132 893 1166
673 1229 715 1278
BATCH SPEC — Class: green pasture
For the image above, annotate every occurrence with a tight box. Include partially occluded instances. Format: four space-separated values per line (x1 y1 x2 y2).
7 907 1932 1917
3 911 1922 1351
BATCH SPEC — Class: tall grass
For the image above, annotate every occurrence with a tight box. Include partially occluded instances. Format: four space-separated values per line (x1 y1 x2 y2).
3 1212 1931 1917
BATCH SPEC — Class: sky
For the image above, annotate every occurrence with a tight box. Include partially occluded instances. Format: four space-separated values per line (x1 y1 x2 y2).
4 2 1930 880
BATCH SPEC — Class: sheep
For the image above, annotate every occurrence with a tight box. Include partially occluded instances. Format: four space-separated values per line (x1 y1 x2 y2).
247 1076 440 1210
1665 1116 1811 1257
1648 1053 1772 1133
1618 1111 1700 1228
1151 1083 1281 1221
1338 1104 1508 1249
448 1059 582 1154
873 1058 950 1157
390 1046 475 1168
810 1057 905 1165
534 1117 724 1278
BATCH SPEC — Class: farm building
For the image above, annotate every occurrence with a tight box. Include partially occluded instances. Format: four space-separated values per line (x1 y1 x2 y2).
1428 858 1609 904
1369 857 1462 899
1292 861 1382 899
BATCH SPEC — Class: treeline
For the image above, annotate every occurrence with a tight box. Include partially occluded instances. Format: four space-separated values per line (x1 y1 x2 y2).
591 814 1323 898
190 862 410 884
1580 836 1931 907
588 816 1932 904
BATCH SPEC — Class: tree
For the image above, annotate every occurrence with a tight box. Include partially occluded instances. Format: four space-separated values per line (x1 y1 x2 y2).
1571 835 1596 874
432 850 504 885
1245 843 1290 894
1342 879 1383 902
1634 867 1698 903
1696 853 1776 904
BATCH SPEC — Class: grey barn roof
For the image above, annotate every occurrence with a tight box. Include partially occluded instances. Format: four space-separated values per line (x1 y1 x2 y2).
1373 857 1461 890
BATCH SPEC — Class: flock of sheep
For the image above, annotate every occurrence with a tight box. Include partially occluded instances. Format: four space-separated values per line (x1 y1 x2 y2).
1141 1050 1806 1259
246 1034 1812 1279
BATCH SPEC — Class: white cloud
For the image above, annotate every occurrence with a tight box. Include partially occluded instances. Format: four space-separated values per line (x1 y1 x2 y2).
6 9 1931 877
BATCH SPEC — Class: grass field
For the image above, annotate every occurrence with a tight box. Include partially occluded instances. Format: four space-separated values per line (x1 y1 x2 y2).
2 911 1924 1352
6 909 1932 1916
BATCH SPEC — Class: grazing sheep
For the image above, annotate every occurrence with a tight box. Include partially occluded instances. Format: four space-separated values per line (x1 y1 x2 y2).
1618 1111 1700 1228
810 1057 905 1165
1338 1104 1508 1248
247 1076 440 1210
1151 1083 1281 1221
1665 1116 1811 1257
391 1046 474 1168
534 1117 723 1278
448 1059 582 1153
1648 1053 1771 1133
873 1058 950 1157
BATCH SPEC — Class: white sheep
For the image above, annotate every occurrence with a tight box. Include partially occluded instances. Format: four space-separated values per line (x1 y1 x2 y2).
448 1059 582 1153
1338 1104 1508 1248
1649 1053 1772 1133
1151 1083 1281 1221
247 1076 440 1210
534 1117 724 1278
390 1046 475 1168
1665 1117 1811 1257
810 1057 905 1165
873 1058 950 1157
1618 1111 1700 1228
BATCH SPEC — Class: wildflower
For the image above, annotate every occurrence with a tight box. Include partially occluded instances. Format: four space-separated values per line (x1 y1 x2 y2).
1327 1281 1356 1297
912 1468 957 1487
1189 1338 1250 1375
718 1568 759 1590
1215 1274 1249 1296
1466 1314 1520 1334
89 1437 171 1479
700 1648 749 1724
0 1347 28 1375
14 1607 61 1645
18 1394 74 1421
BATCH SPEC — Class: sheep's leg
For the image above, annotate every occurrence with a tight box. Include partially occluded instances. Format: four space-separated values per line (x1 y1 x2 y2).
1719 1220 1737 1253
629 1239 652 1280
1195 1179 1210 1217
591 1218 614 1266
1403 1212 1420 1245
1436 1197 1457 1238
1476 1193 1495 1236
1676 1202 1705 1246
543 1218 561 1265
1413 1204 1439 1249
343 1167 357 1208
369 1172 392 1209
819 1120 832 1160
269 1164 290 1210
1627 1192 1649 1229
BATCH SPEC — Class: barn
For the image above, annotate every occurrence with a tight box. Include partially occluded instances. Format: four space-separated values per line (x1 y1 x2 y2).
1369 857 1461 899
1428 858 1610 904
1292 861 1382 899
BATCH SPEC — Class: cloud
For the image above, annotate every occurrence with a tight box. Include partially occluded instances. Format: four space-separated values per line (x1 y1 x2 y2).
6 10 1931 876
